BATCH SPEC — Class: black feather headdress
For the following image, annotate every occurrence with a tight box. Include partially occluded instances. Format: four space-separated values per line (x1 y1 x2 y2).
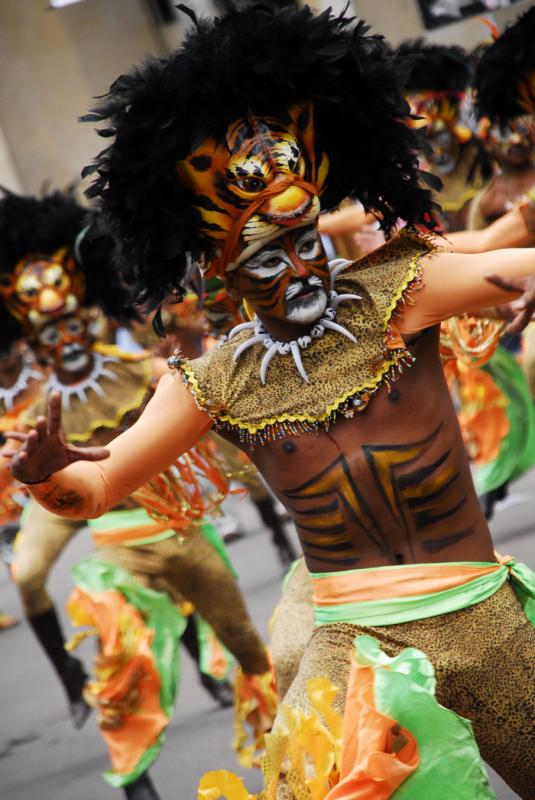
83 3 437 313
395 40 472 94
474 7 535 125
0 189 138 332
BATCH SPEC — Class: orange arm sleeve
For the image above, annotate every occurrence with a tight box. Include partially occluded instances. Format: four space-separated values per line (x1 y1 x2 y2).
398 248 535 334
27 374 213 519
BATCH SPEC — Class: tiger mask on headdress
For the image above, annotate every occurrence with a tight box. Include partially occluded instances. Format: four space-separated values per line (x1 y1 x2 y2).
176 104 328 277
0 247 84 331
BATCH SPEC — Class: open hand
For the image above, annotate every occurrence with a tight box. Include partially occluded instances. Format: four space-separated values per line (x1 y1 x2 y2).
485 274 535 335
3 392 109 484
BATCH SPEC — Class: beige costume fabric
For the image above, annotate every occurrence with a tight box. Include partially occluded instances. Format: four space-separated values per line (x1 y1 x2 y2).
14 502 82 616
273 582 535 800
270 559 314 700
94 532 267 675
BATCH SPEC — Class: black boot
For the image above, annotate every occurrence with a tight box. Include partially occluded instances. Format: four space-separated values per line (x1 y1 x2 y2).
181 615 234 708
124 771 161 800
199 673 234 708
28 606 91 729
480 482 509 521
253 495 297 569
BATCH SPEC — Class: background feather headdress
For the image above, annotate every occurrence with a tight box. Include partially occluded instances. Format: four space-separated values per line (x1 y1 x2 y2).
474 7 535 125
83 2 438 313
0 189 138 337
395 40 472 95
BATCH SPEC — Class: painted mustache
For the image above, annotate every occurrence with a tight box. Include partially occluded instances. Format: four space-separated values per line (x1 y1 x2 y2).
285 274 324 302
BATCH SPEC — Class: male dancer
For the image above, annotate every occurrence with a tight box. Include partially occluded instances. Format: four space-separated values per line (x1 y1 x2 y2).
397 40 487 231
0 190 272 799
7 6 535 798
0 330 44 630
452 9 535 518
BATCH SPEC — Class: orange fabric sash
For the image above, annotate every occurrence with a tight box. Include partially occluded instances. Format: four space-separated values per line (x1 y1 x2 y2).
313 562 501 607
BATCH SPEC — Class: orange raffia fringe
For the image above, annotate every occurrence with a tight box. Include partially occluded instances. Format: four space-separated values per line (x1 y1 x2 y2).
232 665 279 769
199 675 343 800
66 588 167 777
131 436 231 536
452 363 509 465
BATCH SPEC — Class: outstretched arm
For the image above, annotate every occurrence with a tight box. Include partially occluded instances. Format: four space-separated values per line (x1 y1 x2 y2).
398 247 535 334
444 202 535 253
5 374 212 519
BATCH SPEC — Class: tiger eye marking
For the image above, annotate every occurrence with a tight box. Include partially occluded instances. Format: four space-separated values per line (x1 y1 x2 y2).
297 107 310 130
388 389 400 402
190 155 212 171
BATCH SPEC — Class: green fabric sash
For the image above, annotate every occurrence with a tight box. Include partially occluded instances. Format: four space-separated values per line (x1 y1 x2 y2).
355 636 496 799
313 559 535 628
70 558 185 788
87 506 175 546
88 510 237 578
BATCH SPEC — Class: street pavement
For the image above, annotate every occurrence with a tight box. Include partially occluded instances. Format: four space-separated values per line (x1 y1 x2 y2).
1 472 534 800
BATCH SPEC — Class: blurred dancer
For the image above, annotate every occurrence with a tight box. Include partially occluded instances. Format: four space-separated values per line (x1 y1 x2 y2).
450 9 535 519
0 191 273 800
398 39 487 231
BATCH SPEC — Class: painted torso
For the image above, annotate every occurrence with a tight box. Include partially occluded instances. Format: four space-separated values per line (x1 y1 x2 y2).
230 327 493 572
184 234 495 572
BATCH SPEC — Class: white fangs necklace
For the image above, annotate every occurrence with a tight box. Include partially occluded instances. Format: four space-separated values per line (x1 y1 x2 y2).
46 352 119 410
227 259 361 385
0 354 43 411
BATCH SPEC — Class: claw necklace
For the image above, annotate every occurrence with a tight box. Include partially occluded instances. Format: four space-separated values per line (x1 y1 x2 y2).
0 352 43 411
227 259 361 385
46 352 119 410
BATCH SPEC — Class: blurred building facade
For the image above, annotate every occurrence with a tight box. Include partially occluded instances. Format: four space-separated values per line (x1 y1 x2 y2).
0 0 533 194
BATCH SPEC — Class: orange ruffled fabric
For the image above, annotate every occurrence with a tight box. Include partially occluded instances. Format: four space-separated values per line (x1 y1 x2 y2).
325 656 418 800
198 656 417 800
67 588 168 777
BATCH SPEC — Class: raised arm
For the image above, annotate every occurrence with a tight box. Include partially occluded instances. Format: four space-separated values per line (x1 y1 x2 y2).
5 374 212 519
398 248 535 334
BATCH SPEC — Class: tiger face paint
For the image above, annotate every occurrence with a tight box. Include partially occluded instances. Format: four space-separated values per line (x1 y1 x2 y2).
228 224 330 326
176 103 329 276
35 314 92 377
0 248 84 331
480 114 535 168
407 91 471 175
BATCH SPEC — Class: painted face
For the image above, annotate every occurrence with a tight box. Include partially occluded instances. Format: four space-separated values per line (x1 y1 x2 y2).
230 224 330 326
407 91 471 174
36 315 92 375
0 248 83 331
176 103 329 277
481 115 535 167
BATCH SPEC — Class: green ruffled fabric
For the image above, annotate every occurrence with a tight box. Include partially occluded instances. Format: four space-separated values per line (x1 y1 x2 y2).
200 520 237 578
355 636 496 799
195 614 234 680
70 558 185 788
476 346 535 494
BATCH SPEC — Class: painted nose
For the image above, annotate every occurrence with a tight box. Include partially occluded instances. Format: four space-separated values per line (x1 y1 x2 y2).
261 185 311 223
39 288 65 312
